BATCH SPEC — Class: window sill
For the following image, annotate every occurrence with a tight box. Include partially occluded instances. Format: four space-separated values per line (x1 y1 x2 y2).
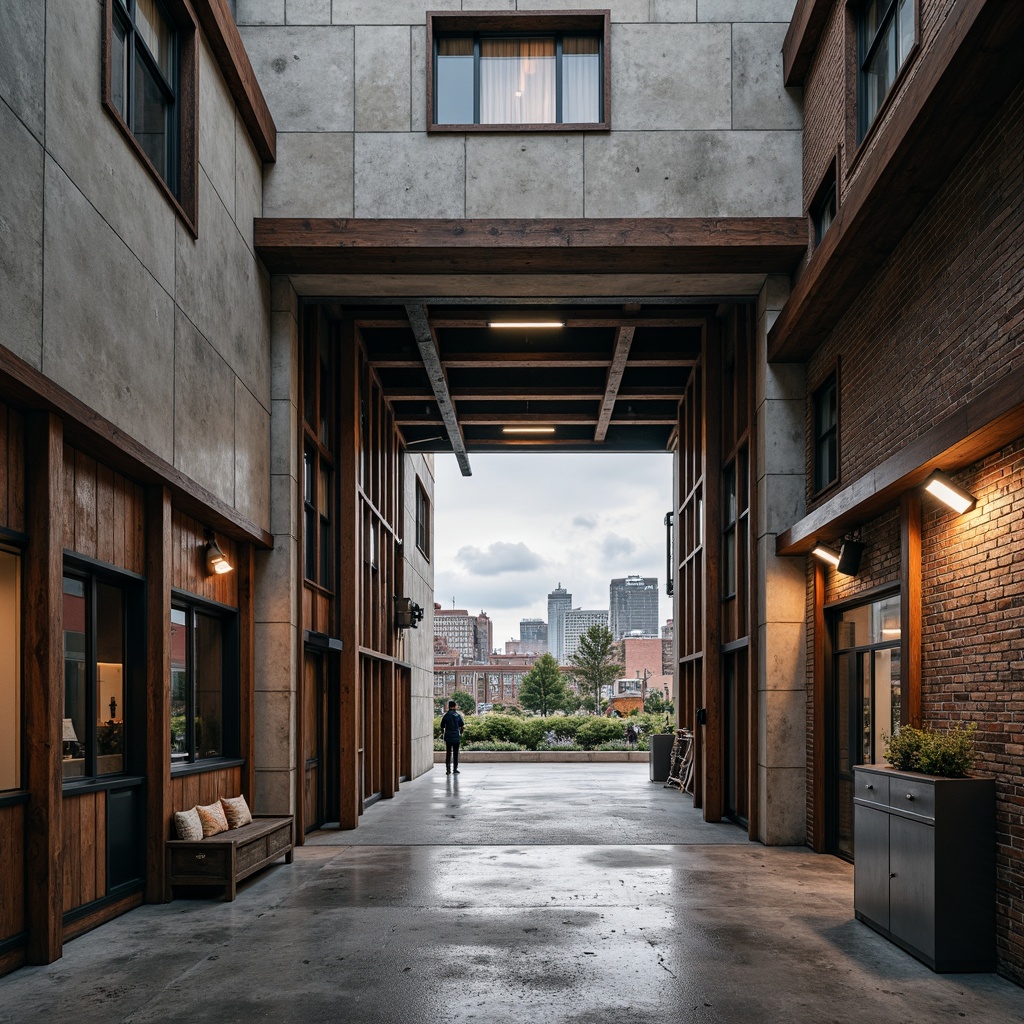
62 774 146 796
170 757 245 778
428 122 610 134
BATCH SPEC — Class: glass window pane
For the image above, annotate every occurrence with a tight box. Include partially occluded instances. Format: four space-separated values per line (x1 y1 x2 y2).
562 38 600 123
897 0 914 67
436 39 475 124
0 551 20 791
480 38 555 124
863 18 893 126
135 0 174 81
96 582 124 774
170 608 188 762
62 578 88 780
134 50 170 181
195 613 224 759
111 12 129 119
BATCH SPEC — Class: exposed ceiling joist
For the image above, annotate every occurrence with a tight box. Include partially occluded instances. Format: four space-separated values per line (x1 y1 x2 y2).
594 326 636 443
404 304 472 476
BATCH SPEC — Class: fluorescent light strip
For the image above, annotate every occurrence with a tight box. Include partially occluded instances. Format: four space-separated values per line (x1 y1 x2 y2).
811 543 840 567
502 427 556 435
488 321 565 329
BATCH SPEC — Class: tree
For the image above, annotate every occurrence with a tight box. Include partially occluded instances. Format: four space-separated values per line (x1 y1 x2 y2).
644 689 666 714
449 689 476 716
517 653 570 716
568 625 622 714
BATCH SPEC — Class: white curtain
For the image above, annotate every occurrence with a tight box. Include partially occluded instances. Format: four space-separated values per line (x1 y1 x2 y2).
562 37 600 123
480 38 555 124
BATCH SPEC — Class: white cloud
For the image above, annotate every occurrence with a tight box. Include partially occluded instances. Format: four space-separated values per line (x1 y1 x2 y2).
456 541 544 576
572 514 598 529
600 533 636 562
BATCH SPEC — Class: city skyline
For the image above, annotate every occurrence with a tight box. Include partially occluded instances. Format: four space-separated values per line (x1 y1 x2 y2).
434 452 674 647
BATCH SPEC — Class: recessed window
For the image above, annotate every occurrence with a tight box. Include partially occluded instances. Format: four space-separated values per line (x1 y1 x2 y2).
812 175 837 246
170 601 239 765
416 479 431 559
857 0 915 141
428 13 610 132
104 0 198 230
0 549 20 792
813 372 839 493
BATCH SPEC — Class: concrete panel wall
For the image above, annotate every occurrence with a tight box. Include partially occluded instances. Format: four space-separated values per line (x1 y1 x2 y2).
238 1 801 220
0 0 271 529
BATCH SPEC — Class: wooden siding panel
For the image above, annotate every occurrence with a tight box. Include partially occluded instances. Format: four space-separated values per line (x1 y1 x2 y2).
170 766 242 820
0 405 7 527
7 407 25 532
0 804 26 941
62 445 76 553
61 791 106 913
171 509 238 605
75 452 98 559
95 464 115 566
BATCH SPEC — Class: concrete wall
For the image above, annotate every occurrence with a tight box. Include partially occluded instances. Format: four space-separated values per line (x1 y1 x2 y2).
403 452 436 778
0 0 271 530
236 0 802 220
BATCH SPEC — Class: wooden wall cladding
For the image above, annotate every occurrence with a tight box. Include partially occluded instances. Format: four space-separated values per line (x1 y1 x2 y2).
170 766 242 820
171 509 238 605
61 791 106 914
0 804 26 941
0 402 26 533
62 445 145 573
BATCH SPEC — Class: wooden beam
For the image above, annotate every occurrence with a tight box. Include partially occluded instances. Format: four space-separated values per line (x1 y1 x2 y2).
594 326 635 443
776 370 1024 554
811 558 826 853
24 413 63 964
255 217 809 276
397 412 676 427
901 491 922 729
770 0 1024 361
782 0 834 87
427 313 709 329
237 543 256 804
144 486 172 903
404 304 471 477
381 664 396 800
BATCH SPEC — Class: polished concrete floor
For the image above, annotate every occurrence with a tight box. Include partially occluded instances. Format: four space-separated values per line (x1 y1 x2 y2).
2 764 1022 1023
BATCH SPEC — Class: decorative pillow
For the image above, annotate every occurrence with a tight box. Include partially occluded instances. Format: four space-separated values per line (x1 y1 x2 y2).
220 794 252 829
196 801 229 837
173 807 204 842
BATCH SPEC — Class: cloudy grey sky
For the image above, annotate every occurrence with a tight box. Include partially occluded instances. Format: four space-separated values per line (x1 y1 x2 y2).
433 452 674 648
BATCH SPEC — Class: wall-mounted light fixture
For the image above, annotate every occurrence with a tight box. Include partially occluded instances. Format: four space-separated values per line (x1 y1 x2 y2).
204 530 233 576
394 596 425 630
488 320 565 329
923 470 976 514
811 543 841 567
837 535 865 575
502 426 556 435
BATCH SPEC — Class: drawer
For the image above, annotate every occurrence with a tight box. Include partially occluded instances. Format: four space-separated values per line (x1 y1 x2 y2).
266 824 292 857
170 845 229 880
890 777 935 820
854 771 890 807
236 837 268 873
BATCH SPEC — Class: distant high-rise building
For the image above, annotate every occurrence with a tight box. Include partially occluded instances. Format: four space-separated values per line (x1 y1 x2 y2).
609 575 659 640
563 608 609 660
547 584 572 662
434 604 492 663
520 618 547 644
474 610 493 661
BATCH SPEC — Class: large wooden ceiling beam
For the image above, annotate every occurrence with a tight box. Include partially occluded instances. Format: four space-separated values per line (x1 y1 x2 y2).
404 304 471 476
255 217 808 276
427 314 709 329
594 326 635 443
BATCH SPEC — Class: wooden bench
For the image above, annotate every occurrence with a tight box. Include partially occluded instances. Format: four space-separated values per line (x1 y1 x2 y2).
167 815 294 901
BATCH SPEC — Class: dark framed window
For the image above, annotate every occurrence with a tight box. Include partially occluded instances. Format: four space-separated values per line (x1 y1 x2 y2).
722 461 737 600
811 167 838 246
0 547 21 792
857 0 916 142
62 565 143 783
302 313 336 590
170 597 239 765
103 0 198 231
813 371 839 493
428 12 610 132
416 479 431 559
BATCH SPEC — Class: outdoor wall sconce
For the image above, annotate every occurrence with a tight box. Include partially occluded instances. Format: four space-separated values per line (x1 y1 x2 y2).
811 543 841 568
923 470 976 514
837 535 865 575
394 596 424 629
204 530 233 575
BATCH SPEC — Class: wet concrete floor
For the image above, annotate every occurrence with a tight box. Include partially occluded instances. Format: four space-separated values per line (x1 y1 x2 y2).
2 764 1022 1023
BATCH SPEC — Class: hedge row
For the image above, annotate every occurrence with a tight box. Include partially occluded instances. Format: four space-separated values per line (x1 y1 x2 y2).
433 713 673 751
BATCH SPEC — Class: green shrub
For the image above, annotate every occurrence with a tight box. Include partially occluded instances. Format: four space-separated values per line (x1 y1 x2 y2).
884 723 977 777
575 717 625 749
462 740 522 751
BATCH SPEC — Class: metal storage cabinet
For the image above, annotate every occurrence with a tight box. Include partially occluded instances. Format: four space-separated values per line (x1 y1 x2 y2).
853 765 995 972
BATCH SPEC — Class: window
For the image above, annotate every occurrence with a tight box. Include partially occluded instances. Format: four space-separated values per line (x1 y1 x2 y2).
722 461 737 599
0 549 20 791
62 569 140 781
170 600 239 765
302 315 336 589
416 479 431 558
811 169 838 246
428 12 610 131
857 0 915 141
104 0 198 229
813 372 839 493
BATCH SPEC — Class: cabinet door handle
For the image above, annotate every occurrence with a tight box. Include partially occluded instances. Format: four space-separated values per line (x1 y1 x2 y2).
905 793 914 801
195 853 206 861
890 873 897 879
865 784 874 790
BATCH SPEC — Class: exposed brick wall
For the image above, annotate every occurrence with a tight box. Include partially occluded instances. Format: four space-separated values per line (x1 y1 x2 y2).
921 443 1024 984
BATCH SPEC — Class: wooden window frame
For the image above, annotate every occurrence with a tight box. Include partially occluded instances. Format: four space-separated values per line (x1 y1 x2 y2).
812 363 841 497
102 0 199 236
426 10 611 133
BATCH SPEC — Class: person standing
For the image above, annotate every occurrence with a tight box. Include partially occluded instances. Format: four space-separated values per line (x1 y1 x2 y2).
440 700 465 774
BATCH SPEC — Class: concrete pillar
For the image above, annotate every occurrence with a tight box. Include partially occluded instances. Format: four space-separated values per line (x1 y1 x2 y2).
754 276 808 845
252 276 300 815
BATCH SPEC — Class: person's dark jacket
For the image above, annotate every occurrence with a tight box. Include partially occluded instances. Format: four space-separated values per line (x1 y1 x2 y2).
440 709 464 744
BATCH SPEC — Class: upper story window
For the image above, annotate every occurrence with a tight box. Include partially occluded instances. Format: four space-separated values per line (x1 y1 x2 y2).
104 0 198 231
811 169 837 246
416 479 431 559
857 0 916 141
428 12 610 132
813 371 839 493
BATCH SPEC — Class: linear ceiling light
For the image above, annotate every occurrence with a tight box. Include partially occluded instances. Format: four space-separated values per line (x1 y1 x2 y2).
923 470 976 514
488 320 565 329
502 427 556 435
811 543 841 567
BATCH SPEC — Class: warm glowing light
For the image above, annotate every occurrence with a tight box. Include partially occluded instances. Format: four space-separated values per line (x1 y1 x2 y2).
204 534 234 576
502 427 556 435
488 321 565 329
881 628 902 637
923 471 976 514
811 543 840 567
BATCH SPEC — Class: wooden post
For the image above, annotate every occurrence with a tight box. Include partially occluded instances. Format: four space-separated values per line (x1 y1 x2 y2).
24 413 64 964
901 491 922 727
237 543 256 805
144 486 172 903
381 662 396 799
811 558 827 853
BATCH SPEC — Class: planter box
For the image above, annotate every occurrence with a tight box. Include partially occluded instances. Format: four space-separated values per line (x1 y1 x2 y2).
432 750 649 764
853 765 995 972
649 733 675 782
